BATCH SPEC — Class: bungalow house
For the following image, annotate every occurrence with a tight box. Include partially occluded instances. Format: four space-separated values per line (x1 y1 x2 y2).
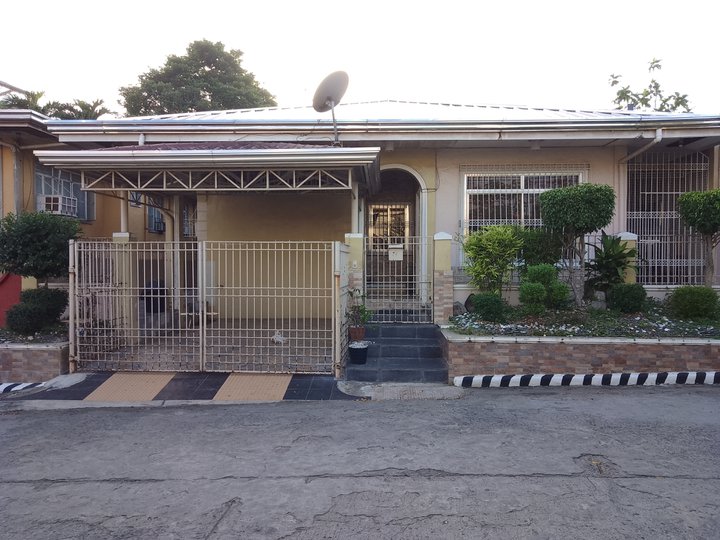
4 100 720 375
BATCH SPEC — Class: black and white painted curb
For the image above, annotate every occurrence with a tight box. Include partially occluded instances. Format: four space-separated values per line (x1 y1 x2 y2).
454 371 720 389
0 382 45 394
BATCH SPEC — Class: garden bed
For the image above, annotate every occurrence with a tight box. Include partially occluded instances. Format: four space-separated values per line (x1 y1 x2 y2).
445 300 719 381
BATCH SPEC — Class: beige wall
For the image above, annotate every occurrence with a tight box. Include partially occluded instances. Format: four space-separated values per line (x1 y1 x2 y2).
428 146 627 237
206 191 352 241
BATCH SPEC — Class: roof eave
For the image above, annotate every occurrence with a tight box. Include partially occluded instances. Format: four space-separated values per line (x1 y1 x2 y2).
34 147 382 169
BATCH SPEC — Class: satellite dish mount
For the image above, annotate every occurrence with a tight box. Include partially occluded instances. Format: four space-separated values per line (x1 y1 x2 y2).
312 71 349 146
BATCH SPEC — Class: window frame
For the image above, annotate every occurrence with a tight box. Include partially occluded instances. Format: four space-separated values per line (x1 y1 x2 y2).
461 165 587 234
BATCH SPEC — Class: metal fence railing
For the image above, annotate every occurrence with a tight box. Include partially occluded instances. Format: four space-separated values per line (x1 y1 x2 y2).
71 240 340 374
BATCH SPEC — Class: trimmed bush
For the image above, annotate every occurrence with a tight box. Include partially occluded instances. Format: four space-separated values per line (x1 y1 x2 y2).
525 264 558 289
519 282 546 315
516 227 563 268
607 283 647 313
472 292 507 323
20 287 68 323
5 302 48 334
546 281 570 309
668 286 718 320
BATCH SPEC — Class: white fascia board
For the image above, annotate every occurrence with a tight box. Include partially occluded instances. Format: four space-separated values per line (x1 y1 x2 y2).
34 147 381 169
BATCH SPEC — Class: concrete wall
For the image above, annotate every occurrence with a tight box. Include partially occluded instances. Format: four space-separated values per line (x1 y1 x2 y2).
432 146 625 237
207 191 351 241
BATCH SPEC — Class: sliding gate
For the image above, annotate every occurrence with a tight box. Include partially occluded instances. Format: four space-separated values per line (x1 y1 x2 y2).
70 240 341 373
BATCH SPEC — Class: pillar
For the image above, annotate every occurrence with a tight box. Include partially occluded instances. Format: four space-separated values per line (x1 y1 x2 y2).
433 232 454 324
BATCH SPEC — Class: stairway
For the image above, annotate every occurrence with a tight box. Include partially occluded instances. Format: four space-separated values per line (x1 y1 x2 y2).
345 324 448 383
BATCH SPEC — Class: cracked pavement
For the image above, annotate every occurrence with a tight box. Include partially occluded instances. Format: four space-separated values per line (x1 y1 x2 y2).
1 385 719 539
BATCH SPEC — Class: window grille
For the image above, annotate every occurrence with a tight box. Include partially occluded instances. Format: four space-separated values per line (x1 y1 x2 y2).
147 196 165 234
182 203 197 238
627 151 708 285
368 204 410 249
462 164 586 232
35 165 95 220
129 192 143 207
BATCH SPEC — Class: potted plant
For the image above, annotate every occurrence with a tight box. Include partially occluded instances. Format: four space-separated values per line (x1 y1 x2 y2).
347 288 372 341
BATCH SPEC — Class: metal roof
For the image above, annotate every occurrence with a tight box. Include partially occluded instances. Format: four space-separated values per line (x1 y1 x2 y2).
112 100 710 123
41 100 720 150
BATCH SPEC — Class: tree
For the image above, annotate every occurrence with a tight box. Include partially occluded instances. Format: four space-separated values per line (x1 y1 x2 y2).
610 58 691 112
539 184 615 305
677 189 720 287
119 40 277 116
0 212 81 284
0 91 112 119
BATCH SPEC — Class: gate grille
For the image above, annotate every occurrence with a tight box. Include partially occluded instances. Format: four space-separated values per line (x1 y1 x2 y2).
364 236 433 323
71 241 337 373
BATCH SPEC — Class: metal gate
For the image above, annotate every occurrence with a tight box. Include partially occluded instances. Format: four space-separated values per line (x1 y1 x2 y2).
70 240 341 373
364 236 433 322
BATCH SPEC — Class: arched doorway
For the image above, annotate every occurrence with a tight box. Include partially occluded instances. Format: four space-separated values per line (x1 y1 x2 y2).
364 168 431 322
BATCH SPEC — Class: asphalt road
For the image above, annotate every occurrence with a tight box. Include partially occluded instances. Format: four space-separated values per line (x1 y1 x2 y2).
1 385 719 539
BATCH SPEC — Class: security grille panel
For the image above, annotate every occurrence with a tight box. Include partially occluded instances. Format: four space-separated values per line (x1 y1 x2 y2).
627 151 708 285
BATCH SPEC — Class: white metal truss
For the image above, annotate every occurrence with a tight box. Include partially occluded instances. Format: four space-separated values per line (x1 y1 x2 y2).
81 168 353 191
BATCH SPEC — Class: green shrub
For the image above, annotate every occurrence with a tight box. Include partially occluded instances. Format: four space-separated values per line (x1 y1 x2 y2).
668 286 718 320
516 227 563 268
546 281 570 309
20 287 68 323
607 283 647 313
472 292 507 322
463 226 523 293
5 303 47 334
519 282 546 314
525 264 558 289
585 231 637 296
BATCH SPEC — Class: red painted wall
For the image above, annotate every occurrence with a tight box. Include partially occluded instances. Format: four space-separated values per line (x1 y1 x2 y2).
0 274 22 328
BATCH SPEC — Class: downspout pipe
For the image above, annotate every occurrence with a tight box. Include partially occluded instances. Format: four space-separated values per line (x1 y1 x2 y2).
620 128 663 164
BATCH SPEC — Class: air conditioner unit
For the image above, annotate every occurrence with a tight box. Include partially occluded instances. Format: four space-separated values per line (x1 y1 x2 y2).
38 195 78 216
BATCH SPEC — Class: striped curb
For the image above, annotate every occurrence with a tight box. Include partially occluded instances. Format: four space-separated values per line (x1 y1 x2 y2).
454 371 720 389
0 382 45 394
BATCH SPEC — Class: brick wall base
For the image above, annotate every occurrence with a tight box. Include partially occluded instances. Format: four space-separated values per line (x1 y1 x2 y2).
442 331 720 382
0 343 70 382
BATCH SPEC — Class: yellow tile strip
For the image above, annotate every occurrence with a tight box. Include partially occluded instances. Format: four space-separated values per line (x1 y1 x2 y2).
85 372 176 402
213 373 292 401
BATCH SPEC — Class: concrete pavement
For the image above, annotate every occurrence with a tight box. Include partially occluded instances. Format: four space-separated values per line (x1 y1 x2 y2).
1 385 719 539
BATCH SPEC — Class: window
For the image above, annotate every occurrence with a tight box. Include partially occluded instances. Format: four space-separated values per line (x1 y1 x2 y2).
462 165 586 232
129 192 143 207
146 195 165 234
368 204 410 249
35 165 95 220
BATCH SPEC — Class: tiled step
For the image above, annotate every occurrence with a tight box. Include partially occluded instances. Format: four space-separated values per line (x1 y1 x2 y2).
347 323 448 384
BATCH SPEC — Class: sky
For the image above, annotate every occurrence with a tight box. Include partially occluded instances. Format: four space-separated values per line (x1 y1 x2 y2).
2 0 719 116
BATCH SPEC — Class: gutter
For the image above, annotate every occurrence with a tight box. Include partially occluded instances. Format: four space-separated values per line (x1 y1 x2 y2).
619 128 663 163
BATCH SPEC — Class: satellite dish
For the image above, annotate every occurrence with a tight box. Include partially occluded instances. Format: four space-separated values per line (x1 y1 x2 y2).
312 71 348 145
313 71 349 112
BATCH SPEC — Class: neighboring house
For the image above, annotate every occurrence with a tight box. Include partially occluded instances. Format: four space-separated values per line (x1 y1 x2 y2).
0 110 177 326
8 100 720 373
